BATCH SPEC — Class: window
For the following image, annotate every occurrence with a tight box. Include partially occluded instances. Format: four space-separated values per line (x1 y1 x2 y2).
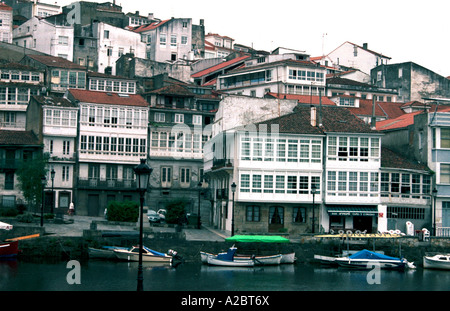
181 36 188 45
174 113 184 123
58 36 68 45
104 30 110 39
251 175 262 193
5 171 14 190
287 176 297 194
160 33 166 46
180 167 190 187
293 207 306 223
154 112 165 122
171 35 177 47
264 175 273 193
161 167 172 187
441 164 450 184
62 166 70 182
107 47 113 56
441 128 450 148
240 174 250 192
246 206 260 222
192 115 202 125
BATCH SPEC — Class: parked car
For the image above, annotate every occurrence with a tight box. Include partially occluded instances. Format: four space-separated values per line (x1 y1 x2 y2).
157 209 167 222
147 210 161 223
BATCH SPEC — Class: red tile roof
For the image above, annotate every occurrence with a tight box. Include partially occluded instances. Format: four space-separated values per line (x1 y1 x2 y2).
381 147 429 171
376 111 422 131
0 3 12 11
265 92 336 106
0 130 40 146
255 106 377 135
26 54 86 70
130 20 170 33
68 89 148 107
191 55 250 78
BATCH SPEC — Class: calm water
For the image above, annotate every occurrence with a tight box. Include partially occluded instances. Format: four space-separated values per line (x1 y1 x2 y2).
1 259 449 292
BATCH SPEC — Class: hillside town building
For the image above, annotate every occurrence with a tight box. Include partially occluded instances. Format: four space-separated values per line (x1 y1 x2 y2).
0 0 447 237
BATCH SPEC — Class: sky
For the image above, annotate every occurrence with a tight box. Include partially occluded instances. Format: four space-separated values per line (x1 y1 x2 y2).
54 0 450 76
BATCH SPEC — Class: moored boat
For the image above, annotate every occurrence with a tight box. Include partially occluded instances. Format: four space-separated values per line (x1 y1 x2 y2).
334 249 415 270
423 254 450 270
88 246 129 259
114 246 173 263
0 240 19 258
206 247 255 267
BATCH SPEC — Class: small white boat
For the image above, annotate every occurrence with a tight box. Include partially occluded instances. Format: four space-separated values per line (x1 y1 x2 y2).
207 256 255 267
204 246 255 267
235 254 282 265
423 254 450 270
201 247 287 265
114 246 173 263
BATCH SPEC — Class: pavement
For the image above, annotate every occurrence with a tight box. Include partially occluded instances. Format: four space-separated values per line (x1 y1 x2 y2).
38 215 229 242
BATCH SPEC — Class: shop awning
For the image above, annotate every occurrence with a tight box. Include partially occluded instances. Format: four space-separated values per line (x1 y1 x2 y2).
327 206 377 216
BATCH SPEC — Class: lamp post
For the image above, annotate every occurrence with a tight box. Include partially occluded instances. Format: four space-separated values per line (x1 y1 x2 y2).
133 159 152 292
40 175 46 227
311 184 317 234
50 169 55 214
432 188 438 236
197 182 202 229
231 182 236 236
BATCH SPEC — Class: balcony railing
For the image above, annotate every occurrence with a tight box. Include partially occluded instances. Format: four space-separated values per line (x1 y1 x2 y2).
77 178 136 190
436 227 450 237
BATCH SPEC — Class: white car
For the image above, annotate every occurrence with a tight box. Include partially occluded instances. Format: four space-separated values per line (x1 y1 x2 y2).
147 210 161 223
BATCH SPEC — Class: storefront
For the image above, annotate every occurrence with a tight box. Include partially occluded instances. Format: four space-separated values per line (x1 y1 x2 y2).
327 205 378 233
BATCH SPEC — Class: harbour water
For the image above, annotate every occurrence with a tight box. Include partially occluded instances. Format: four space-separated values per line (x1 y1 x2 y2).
1 259 449 292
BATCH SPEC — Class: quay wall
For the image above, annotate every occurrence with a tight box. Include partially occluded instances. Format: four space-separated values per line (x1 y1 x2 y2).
9 228 450 267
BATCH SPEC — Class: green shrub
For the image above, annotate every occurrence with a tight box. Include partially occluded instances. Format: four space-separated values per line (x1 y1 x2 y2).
0 208 19 217
106 200 139 222
165 199 188 224
16 213 35 223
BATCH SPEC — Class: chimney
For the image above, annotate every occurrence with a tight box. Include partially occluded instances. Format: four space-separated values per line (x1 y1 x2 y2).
371 97 376 129
311 106 317 127
363 43 368 50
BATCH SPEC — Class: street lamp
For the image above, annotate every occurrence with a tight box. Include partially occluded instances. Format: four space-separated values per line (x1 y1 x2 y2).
40 175 46 227
231 182 237 236
133 158 152 292
197 182 202 229
50 169 55 214
432 188 438 236
311 184 317 234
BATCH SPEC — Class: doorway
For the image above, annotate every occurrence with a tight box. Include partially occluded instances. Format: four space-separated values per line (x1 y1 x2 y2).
87 194 100 216
353 216 373 233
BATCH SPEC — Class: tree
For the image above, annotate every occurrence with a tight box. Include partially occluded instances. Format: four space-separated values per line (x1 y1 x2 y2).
165 198 189 224
106 200 139 222
16 153 48 213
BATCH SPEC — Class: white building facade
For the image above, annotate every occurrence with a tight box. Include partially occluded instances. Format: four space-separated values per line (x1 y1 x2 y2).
0 2 12 43
67 88 148 216
13 17 74 61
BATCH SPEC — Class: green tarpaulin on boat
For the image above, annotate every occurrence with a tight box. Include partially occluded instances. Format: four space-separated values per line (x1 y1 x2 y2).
225 235 290 243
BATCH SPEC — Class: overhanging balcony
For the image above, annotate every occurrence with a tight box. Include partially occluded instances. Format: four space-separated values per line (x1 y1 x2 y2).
77 178 136 190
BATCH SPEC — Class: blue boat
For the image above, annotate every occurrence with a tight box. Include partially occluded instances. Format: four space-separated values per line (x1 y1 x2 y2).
335 249 415 270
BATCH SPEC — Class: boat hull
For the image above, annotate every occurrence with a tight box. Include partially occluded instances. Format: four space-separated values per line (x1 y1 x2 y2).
207 256 254 267
335 258 406 270
114 249 172 263
423 255 450 270
88 246 128 259
235 254 282 265
0 240 19 258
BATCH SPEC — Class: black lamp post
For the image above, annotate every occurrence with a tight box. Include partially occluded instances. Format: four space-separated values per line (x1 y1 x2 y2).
40 175 46 227
50 169 55 214
197 182 202 229
133 159 152 292
432 188 438 236
231 182 236 236
311 184 317 234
